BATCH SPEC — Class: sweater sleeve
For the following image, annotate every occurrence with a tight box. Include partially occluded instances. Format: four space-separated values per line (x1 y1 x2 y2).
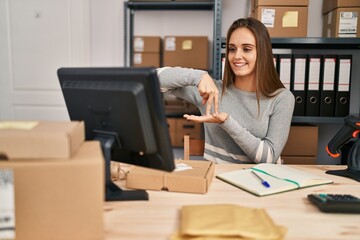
157 67 208 106
220 90 295 164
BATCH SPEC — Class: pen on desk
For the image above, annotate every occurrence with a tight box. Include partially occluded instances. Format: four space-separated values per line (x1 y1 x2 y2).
251 170 270 188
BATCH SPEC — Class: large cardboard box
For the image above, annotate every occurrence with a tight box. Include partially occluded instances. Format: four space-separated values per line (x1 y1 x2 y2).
251 0 308 37
133 36 161 67
126 160 215 194
0 141 104 240
323 8 360 37
0 121 84 159
281 125 318 157
163 36 208 70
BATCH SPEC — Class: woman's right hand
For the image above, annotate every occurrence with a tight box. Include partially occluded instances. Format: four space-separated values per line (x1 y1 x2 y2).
197 73 219 115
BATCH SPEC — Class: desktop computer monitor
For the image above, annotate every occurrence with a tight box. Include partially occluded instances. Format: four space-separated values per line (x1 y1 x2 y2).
58 67 175 201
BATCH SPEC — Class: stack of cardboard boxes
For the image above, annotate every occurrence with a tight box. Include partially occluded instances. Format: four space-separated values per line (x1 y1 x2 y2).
251 0 309 37
323 0 360 38
0 121 104 240
133 36 161 67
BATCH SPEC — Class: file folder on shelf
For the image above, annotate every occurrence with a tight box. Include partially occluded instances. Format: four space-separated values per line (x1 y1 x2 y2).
292 55 307 116
279 54 292 90
273 54 279 73
221 53 225 80
306 55 322 117
320 55 337 117
334 55 352 117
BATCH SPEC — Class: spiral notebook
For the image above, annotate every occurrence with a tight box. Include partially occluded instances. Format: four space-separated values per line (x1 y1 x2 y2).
216 163 333 196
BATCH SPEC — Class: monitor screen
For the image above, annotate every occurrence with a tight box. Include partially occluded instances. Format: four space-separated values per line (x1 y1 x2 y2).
58 67 175 201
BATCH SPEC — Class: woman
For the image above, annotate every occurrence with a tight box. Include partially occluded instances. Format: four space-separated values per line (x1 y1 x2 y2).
158 17 295 164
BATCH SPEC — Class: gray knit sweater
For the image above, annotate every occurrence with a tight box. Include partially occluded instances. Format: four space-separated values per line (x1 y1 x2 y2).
158 67 295 164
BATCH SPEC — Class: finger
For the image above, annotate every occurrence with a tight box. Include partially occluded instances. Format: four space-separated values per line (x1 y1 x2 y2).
205 93 214 116
213 90 219 114
202 93 210 105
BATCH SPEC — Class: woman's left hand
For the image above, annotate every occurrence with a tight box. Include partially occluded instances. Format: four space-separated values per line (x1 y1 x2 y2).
183 112 229 124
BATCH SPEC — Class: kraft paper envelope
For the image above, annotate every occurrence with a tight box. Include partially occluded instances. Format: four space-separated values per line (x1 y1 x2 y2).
171 204 286 240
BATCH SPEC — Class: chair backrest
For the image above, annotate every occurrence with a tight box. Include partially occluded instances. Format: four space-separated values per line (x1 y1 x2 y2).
183 135 205 160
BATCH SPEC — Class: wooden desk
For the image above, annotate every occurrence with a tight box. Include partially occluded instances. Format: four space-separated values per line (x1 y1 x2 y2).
105 164 360 240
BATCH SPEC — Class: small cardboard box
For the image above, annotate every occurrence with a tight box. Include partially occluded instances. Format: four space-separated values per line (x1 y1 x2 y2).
133 52 161 67
133 36 161 53
163 36 208 70
323 7 360 37
133 36 161 67
0 141 104 240
0 121 85 159
126 160 215 194
281 125 318 157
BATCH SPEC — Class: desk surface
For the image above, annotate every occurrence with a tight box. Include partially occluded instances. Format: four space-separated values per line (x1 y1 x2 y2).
105 164 360 240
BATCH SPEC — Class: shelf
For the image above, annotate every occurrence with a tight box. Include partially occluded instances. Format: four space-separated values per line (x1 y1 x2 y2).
271 38 360 49
291 117 345 124
124 0 222 80
125 1 215 10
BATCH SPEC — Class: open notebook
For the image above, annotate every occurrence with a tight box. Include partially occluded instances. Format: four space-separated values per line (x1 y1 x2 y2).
216 163 333 196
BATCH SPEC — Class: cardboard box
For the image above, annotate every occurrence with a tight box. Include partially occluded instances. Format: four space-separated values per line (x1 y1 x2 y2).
133 52 160 67
0 141 104 240
126 160 215 194
251 6 308 37
282 156 317 164
322 0 360 14
281 125 318 157
133 36 161 67
323 8 360 37
173 118 202 147
0 121 85 159
163 36 208 70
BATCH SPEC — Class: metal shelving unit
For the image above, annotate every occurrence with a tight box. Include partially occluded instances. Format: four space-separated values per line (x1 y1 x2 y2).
124 0 222 80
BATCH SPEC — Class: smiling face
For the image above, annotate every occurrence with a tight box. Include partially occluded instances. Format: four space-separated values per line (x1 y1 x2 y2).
227 27 257 91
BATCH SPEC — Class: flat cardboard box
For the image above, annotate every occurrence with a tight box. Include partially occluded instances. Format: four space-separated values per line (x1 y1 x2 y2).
0 121 85 159
282 125 318 157
251 0 309 11
126 160 215 194
282 156 317 165
251 6 308 37
323 7 360 37
133 52 160 67
0 141 104 240
322 0 360 14
163 36 208 70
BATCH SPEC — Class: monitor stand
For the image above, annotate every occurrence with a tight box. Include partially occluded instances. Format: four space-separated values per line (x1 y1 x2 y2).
94 131 149 201
326 140 360 183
